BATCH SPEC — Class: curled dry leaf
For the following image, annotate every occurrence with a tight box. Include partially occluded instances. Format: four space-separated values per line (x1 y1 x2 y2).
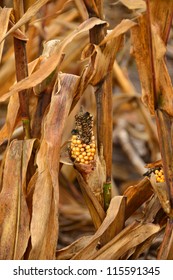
0 0 51 43
0 139 37 259
0 17 107 103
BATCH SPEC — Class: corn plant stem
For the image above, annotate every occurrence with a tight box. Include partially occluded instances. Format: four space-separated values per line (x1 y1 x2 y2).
85 2 112 182
13 0 30 139
13 38 31 139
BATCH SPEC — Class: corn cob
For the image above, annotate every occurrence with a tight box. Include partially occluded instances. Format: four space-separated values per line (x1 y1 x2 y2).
70 109 96 164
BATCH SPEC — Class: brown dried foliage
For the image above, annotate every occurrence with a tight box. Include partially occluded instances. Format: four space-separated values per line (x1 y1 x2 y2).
0 0 173 260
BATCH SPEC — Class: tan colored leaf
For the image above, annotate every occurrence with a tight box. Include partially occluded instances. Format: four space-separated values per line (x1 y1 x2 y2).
124 177 153 219
119 0 146 10
100 19 137 46
0 17 106 102
131 15 155 115
0 0 50 43
0 93 20 145
28 73 80 259
0 8 12 63
0 139 36 259
72 196 125 259
92 222 160 260
56 236 92 260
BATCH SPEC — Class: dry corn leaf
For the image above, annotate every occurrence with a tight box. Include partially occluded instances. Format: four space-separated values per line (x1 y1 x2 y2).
56 236 92 260
75 169 106 229
124 177 153 220
92 221 160 260
119 0 146 10
28 73 80 259
131 15 155 115
0 93 20 145
0 0 50 43
131 4 173 116
0 8 12 63
72 196 125 259
0 17 107 102
0 139 36 259
100 19 137 46
149 0 173 44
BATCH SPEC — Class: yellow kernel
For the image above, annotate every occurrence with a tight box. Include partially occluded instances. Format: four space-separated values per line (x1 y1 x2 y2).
85 161 89 164
155 170 159 174
80 148 85 152
72 140 77 144
84 156 88 160
72 147 76 151
76 157 80 161
75 147 80 151
77 139 81 144
72 135 77 140
82 144 86 147
75 151 80 156
86 145 90 150
91 153 95 157
91 143 96 148
158 171 162 177
80 158 85 163
82 152 87 156
79 155 83 159
91 148 96 153
89 156 93 161
87 152 91 157
79 144 83 148
71 154 76 158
